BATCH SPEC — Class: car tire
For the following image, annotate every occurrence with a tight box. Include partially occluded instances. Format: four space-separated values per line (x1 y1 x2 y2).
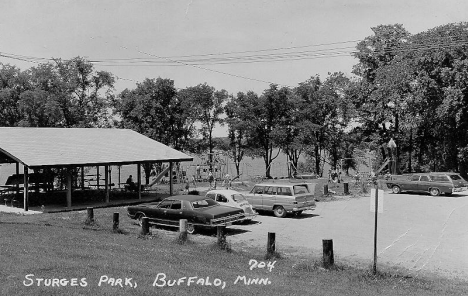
273 206 287 218
186 223 196 234
391 185 401 194
430 188 440 196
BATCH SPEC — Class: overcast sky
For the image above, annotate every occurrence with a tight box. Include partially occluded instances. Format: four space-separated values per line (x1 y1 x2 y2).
0 1 466 99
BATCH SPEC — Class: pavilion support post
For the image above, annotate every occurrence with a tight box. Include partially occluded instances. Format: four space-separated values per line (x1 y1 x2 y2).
15 163 20 196
118 166 121 189
96 166 100 189
23 166 29 211
81 166 85 190
67 168 72 208
33 168 39 194
137 163 141 200
169 161 173 196
105 165 110 203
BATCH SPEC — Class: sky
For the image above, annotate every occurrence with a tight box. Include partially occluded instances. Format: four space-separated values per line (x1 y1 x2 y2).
0 0 467 135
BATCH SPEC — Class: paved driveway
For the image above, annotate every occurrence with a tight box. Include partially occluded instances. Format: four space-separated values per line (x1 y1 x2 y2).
228 191 468 279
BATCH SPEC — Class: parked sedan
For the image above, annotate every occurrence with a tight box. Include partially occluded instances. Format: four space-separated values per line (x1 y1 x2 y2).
127 195 245 234
205 189 257 221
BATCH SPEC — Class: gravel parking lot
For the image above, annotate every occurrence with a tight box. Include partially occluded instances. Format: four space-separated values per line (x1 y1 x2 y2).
228 191 468 280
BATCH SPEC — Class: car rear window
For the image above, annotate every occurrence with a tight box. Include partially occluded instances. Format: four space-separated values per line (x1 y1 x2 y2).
431 175 450 182
293 185 309 194
192 199 217 208
232 194 246 202
449 174 462 180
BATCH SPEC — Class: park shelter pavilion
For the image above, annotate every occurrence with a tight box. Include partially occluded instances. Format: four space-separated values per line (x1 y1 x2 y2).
0 127 193 211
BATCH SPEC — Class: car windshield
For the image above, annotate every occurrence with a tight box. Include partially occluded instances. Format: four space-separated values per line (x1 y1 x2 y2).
449 174 462 180
232 194 246 202
191 198 218 209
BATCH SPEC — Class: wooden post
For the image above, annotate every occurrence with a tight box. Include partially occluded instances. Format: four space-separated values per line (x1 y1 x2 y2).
344 182 349 195
169 161 173 196
67 168 72 208
323 184 328 195
179 219 187 242
267 232 276 255
140 217 150 235
322 239 334 268
23 167 29 211
86 207 94 224
137 163 141 200
113 212 119 230
217 226 226 247
81 166 85 190
104 165 110 203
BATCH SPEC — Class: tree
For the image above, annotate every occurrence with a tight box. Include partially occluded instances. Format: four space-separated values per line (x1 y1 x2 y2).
405 22 468 175
243 85 290 178
0 64 29 126
179 83 228 169
352 24 412 173
51 57 115 127
115 77 194 184
224 92 254 177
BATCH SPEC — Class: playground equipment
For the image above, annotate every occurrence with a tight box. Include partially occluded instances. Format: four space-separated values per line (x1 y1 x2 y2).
146 166 170 187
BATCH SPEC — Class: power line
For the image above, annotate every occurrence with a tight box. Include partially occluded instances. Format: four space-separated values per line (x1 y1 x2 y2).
1 35 467 87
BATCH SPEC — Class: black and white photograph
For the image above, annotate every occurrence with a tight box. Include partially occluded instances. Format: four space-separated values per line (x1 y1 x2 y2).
1 1 467 295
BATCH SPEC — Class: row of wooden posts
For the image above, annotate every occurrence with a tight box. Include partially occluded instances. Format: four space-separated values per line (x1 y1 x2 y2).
85 207 335 268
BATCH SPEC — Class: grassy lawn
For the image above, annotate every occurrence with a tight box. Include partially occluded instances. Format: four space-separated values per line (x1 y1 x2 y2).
1 207 467 296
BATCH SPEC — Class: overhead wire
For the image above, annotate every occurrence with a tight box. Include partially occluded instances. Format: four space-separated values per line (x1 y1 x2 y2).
0 34 467 86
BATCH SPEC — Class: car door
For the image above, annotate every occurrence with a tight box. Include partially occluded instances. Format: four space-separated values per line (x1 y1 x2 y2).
247 186 265 210
164 200 183 226
153 199 174 224
418 175 431 192
275 186 293 210
403 175 420 192
262 186 276 210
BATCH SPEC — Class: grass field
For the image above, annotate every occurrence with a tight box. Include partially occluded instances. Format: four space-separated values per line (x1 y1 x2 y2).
1 206 467 296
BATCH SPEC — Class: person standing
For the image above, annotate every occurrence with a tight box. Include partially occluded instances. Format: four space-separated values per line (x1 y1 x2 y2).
208 171 214 189
196 165 201 180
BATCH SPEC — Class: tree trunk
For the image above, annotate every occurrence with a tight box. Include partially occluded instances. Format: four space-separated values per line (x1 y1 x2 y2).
315 144 320 176
408 127 413 173
143 163 152 185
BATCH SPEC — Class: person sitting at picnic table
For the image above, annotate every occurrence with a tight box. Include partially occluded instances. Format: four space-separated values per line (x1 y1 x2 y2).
126 175 138 192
